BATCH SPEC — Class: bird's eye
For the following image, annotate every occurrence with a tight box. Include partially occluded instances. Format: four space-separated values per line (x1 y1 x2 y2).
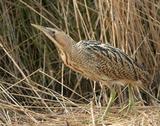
52 31 56 38
52 31 55 34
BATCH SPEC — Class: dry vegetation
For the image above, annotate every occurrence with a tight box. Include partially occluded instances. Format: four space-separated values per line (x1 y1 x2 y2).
0 0 160 125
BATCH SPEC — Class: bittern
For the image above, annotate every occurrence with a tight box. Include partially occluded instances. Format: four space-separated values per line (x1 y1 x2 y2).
32 24 151 116
32 24 150 87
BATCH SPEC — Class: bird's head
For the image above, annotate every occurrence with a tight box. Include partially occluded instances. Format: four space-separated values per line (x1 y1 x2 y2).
31 24 75 52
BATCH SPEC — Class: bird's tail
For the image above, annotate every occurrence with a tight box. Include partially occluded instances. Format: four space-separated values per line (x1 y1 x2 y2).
138 70 151 90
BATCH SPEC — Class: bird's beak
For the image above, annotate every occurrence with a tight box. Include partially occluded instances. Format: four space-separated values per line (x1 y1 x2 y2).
31 24 59 45
31 24 56 35
31 24 46 31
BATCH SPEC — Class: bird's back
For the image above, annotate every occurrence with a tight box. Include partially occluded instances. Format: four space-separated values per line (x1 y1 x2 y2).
71 40 150 87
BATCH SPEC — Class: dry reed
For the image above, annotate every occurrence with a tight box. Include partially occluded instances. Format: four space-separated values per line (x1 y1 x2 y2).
0 0 160 125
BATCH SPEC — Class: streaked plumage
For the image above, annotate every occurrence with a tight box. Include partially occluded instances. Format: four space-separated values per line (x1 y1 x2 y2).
32 24 150 88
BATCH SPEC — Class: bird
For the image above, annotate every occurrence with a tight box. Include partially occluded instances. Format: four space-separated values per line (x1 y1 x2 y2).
32 24 151 117
31 24 150 89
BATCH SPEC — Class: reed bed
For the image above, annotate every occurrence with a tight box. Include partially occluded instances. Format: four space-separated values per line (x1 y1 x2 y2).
0 0 160 125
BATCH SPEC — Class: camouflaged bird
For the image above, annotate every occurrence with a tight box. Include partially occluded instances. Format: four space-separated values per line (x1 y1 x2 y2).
32 24 151 88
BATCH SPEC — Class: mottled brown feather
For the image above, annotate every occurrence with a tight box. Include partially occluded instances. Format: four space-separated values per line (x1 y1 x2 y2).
31 24 151 88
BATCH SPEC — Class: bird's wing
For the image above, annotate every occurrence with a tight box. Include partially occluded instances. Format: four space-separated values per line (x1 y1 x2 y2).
80 40 140 82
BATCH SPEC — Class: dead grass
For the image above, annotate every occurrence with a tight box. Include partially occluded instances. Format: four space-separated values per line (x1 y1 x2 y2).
0 0 160 125
1 106 159 126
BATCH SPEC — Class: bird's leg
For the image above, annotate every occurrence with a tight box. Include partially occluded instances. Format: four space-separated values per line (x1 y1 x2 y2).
135 87 145 105
119 84 135 113
93 81 98 105
101 87 116 120
127 84 134 112
99 83 108 106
